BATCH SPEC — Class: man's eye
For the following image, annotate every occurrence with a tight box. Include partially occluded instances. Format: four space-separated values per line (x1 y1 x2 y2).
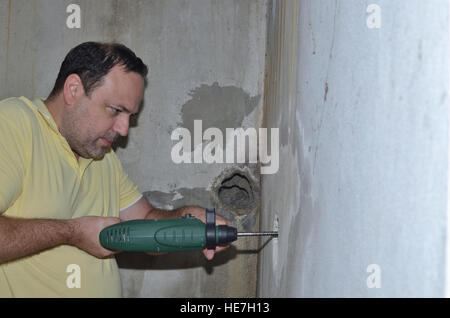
109 107 121 115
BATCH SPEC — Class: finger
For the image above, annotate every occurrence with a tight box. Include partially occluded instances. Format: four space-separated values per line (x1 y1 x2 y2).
215 245 229 253
203 248 215 260
215 217 231 226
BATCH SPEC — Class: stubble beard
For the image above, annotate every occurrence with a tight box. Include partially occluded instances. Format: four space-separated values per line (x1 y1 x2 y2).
60 108 108 160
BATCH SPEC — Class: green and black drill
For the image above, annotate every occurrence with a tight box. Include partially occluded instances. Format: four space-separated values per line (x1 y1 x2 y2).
99 208 278 252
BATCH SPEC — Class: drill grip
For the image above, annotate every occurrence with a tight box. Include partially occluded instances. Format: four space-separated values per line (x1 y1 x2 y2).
99 209 238 252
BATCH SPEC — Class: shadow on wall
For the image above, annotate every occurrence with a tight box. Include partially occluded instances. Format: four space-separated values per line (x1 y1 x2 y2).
115 247 237 274
116 236 274 274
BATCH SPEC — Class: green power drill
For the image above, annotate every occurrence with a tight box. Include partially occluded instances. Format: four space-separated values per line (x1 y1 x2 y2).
99 208 277 252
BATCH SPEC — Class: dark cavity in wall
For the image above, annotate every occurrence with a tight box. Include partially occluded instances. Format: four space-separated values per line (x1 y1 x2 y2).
212 169 260 216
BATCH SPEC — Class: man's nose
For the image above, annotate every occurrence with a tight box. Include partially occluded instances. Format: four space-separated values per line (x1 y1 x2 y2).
113 115 130 137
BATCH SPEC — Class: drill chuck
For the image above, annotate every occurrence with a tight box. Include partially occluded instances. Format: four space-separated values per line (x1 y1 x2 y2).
216 225 238 246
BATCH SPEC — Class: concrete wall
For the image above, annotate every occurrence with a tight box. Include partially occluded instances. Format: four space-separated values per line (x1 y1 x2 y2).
3 0 449 298
0 0 268 297
259 0 450 297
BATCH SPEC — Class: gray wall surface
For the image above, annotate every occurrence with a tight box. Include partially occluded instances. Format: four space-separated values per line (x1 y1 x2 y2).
259 0 450 297
2 0 450 298
0 0 268 297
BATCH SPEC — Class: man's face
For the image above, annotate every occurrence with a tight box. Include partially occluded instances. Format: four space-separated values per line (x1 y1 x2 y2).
61 65 145 159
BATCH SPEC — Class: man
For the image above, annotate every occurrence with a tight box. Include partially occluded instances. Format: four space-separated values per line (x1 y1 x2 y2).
0 42 229 297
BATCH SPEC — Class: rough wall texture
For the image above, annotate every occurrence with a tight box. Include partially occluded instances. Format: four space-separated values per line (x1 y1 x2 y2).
0 0 268 297
4 0 447 298
259 0 449 297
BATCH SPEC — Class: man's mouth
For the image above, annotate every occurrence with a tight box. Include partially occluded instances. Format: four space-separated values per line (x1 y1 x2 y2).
100 137 114 147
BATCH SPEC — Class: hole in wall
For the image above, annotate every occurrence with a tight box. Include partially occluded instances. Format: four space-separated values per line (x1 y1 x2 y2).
272 214 279 269
273 214 279 234
212 169 260 216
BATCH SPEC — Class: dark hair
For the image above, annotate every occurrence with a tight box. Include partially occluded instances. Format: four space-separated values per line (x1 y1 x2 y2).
48 42 148 98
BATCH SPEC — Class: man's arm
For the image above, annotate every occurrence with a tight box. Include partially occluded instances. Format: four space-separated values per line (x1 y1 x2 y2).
119 196 230 224
119 196 231 260
119 195 180 221
0 214 120 264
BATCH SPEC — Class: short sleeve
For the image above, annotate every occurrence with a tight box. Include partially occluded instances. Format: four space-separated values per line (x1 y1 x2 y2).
110 152 142 211
0 112 28 213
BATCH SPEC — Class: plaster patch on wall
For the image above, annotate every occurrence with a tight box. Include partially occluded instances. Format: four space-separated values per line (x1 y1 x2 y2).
143 187 214 211
142 179 257 230
172 191 184 201
179 82 261 149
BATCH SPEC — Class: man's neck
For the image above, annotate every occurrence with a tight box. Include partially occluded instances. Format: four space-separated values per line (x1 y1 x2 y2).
43 96 63 130
44 96 80 161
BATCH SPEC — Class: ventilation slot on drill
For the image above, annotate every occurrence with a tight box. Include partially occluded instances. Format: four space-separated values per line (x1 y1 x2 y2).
107 227 130 244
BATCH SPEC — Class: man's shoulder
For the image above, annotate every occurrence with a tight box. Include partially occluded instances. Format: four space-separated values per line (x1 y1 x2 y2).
0 97 38 145
0 96 32 110
0 96 37 123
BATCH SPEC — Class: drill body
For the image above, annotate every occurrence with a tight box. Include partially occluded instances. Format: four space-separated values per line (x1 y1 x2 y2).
99 212 237 252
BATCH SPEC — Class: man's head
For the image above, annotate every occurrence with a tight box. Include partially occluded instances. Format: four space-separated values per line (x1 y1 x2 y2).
47 42 148 159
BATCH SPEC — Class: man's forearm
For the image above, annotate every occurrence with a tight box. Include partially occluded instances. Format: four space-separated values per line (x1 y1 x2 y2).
0 215 74 264
145 206 204 220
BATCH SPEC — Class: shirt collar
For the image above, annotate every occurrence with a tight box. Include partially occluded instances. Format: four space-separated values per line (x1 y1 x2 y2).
21 96 95 166
21 96 60 134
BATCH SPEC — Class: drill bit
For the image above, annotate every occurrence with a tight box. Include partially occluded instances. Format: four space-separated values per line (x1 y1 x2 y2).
237 231 278 237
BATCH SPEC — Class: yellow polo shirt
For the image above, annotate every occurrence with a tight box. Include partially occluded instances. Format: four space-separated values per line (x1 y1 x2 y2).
0 96 142 297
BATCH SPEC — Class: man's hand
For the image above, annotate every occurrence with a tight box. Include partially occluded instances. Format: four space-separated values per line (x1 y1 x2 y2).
178 206 232 261
68 216 121 258
119 196 233 261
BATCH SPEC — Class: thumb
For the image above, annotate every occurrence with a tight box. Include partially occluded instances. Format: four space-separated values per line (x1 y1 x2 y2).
204 249 215 260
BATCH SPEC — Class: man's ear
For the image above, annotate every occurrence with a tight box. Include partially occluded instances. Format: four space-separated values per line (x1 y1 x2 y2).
62 74 85 105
